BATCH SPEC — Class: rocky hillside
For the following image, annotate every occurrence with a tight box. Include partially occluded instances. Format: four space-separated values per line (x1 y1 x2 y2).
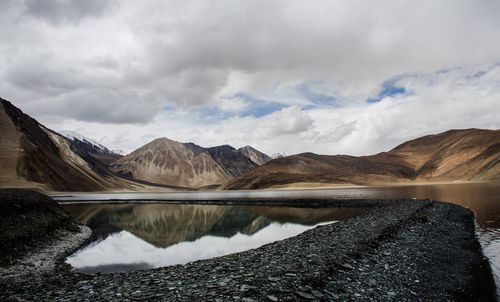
110 138 231 188
60 130 123 175
206 145 258 177
225 129 500 189
388 129 500 181
238 145 272 165
0 98 271 191
110 139 271 188
0 98 140 191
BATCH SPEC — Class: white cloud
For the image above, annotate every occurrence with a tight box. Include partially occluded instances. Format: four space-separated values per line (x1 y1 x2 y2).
1 1 500 155
49 64 500 156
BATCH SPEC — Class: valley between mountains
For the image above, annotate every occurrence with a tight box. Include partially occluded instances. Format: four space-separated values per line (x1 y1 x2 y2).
1 97 499 192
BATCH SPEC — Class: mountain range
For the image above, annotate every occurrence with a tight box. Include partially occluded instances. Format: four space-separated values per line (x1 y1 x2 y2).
0 98 270 191
1 97 499 191
0 98 140 191
225 128 500 189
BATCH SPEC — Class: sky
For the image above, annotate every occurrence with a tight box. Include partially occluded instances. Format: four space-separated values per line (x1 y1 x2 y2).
1 0 500 156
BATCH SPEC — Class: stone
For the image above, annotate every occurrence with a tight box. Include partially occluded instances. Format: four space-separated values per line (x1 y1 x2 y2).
295 291 315 300
311 290 324 298
340 263 354 270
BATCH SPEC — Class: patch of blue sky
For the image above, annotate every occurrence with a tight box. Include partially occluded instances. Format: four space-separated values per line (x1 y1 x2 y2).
196 106 230 122
240 101 287 117
367 78 407 103
227 92 287 117
467 70 487 79
163 105 176 112
196 92 288 121
295 83 338 106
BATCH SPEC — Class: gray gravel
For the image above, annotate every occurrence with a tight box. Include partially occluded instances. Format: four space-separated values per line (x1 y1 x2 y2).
0 224 91 283
0 199 496 301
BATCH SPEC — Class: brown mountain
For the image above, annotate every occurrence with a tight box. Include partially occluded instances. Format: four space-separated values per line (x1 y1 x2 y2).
60 131 123 176
109 139 271 188
225 129 500 189
238 145 272 165
110 138 231 188
0 98 140 192
206 145 258 177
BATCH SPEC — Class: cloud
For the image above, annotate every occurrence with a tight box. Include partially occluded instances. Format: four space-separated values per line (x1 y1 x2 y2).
48 63 500 156
1 0 500 153
23 0 117 24
255 105 313 138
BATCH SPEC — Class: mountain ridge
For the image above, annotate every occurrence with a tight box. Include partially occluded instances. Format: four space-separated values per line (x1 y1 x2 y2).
225 128 500 189
0 98 139 191
109 138 231 188
109 138 270 188
238 146 272 165
1 98 498 191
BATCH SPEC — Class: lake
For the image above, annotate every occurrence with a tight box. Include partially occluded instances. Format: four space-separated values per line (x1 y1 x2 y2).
60 182 500 286
63 204 365 273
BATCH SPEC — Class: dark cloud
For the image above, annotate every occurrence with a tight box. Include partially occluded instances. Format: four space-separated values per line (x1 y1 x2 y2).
1 0 500 129
5 54 87 96
23 0 116 24
46 89 162 124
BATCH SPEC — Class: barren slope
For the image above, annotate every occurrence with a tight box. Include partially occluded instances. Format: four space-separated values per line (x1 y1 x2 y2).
110 138 230 188
226 129 500 189
238 145 272 165
0 98 140 191
206 145 258 177
389 129 500 181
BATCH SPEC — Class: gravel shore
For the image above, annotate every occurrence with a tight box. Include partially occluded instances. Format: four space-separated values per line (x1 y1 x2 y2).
0 189 91 280
0 193 496 301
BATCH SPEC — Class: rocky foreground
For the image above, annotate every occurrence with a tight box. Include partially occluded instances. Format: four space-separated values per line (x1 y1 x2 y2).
0 191 497 301
0 189 91 281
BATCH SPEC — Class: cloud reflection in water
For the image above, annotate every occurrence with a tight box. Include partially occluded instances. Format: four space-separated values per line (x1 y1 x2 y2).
67 221 332 273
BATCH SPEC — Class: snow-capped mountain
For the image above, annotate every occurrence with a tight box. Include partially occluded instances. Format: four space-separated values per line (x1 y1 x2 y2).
0 98 135 191
59 130 110 153
58 130 123 168
271 152 288 159
238 146 272 165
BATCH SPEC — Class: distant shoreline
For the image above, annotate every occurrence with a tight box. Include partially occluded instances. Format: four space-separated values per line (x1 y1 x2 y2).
36 179 494 196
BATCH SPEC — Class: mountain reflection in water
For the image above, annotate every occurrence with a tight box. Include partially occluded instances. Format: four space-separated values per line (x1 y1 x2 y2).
64 204 364 273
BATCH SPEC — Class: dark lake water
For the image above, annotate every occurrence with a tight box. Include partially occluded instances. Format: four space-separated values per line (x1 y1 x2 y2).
61 182 500 288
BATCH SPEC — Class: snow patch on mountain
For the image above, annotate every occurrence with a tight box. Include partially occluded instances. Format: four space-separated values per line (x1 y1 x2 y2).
59 130 109 153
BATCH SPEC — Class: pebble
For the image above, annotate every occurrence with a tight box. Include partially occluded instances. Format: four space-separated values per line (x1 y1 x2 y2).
340 263 354 270
295 291 315 300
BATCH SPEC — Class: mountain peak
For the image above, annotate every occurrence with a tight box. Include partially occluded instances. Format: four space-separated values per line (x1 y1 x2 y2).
208 144 236 151
110 138 230 188
238 145 272 165
0 98 131 191
59 130 109 152
151 137 179 144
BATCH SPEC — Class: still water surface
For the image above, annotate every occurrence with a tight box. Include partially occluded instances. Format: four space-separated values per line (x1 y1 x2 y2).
62 182 500 284
64 205 364 273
